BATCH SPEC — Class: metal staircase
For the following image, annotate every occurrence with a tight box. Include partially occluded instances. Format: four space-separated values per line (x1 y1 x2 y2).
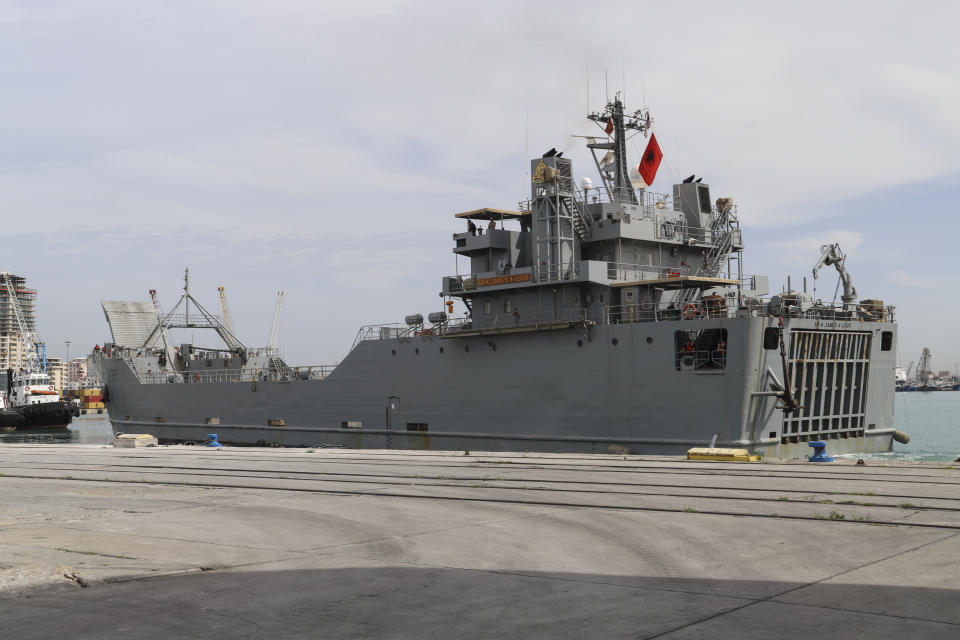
569 196 592 239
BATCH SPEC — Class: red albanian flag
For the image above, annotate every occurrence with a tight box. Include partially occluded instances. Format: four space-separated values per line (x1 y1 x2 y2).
605 118 614 135
637 133 663 186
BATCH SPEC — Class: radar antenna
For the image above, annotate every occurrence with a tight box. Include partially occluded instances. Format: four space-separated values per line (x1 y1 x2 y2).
585 92 652 204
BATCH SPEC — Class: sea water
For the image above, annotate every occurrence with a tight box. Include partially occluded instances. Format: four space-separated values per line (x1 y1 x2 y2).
884 391 960 462
2 395 958 460
0 414 113 445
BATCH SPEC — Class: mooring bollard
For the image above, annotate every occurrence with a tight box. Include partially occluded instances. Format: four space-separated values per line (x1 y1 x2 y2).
808 440 833 462
206 433 222 448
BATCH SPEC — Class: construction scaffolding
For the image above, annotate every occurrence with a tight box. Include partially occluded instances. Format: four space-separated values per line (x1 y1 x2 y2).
0 273 38 372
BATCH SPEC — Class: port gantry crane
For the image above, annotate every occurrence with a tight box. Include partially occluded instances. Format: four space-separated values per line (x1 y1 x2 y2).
916 348 932 387
1 272 44 374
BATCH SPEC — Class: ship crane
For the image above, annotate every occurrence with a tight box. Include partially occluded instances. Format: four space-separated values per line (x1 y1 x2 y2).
149 288 178 371
812 243 857 308
1 272 43 374
266 291 284 356
218 286 235 335
140 268 246 357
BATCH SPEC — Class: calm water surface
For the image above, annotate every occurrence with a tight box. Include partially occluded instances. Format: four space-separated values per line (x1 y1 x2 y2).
1 395 958 460
0 414 113 445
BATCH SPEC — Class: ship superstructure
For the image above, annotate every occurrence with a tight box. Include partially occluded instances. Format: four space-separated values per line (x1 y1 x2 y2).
95 96 898 457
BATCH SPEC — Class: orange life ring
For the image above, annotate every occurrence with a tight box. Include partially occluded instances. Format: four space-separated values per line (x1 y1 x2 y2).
24 386 30 391
682 303 698 319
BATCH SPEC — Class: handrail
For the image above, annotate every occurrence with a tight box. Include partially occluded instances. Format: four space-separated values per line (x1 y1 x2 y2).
134 364 338 385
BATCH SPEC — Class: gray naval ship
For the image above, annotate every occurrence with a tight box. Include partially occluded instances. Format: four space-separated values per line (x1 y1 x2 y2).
96 96 900 457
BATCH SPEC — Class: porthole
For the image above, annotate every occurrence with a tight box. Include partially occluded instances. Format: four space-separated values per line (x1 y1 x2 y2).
646 337 653 344
391 349 396 356
465 345 471 352
439 347 444 354
491 344 497 351
611 338 619 346
577 340 583 347
415 348 420 355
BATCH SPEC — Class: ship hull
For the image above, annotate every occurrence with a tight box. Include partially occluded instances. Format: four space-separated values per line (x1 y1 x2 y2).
98 316 898 458
18 402 73 430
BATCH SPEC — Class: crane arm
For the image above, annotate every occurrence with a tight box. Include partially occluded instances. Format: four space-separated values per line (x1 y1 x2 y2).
267 291 284 355
218 286 235 334
811 243 857 306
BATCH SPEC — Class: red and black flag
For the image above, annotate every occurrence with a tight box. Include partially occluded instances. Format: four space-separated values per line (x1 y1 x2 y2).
637 133 663 186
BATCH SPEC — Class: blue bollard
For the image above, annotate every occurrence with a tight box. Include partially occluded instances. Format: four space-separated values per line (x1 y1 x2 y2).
206 433 222 448
808 440 833 462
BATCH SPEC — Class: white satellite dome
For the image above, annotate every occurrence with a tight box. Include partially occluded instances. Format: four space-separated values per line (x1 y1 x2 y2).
580 177 593 191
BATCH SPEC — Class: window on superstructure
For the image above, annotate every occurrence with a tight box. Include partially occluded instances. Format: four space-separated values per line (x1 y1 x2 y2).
697 185 712 213
504 299 512 313
484 301 491 315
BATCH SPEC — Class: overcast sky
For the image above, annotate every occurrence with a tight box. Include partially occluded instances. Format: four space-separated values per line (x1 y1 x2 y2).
2 1 959 371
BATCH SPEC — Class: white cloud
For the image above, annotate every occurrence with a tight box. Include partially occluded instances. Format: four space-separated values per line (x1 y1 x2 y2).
3 1 960 364
769 230 863 259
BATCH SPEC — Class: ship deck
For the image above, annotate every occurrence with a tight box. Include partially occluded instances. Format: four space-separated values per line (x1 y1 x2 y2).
1 445 957 638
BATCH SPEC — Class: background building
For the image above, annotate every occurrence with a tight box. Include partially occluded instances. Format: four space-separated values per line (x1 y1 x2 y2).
65 357 90 389
46 357 65 392
0 274 37 372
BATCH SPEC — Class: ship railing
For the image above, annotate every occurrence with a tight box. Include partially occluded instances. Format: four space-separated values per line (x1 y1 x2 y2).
605 300 732 324
351 323 416 350
675 348 728 371
605 263 693 282
133 364 338 385
605 297 896 324
520 190 740 220
444 308 590 334
748 297 897 323
533 263 580 282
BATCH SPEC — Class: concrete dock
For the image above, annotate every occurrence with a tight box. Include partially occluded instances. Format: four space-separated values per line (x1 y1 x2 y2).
1 444 958 639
